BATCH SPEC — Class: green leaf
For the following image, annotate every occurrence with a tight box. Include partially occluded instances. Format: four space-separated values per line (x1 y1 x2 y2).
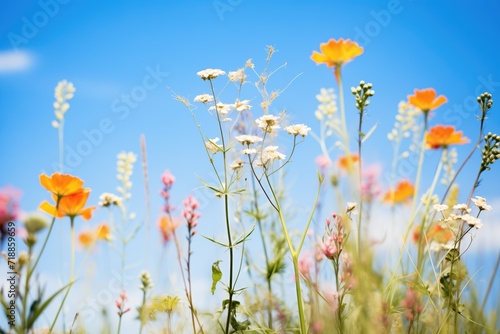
211 260 223 295
27 280 74 329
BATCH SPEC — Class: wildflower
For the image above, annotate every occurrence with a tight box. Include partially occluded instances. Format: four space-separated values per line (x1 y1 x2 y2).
255 114 280 133
230 159 244 171
116 290 131 317
315 155 332 170
425 125 469 149
258 146 286 165
95 223 112 241
461 214 483 229
233 99 251 112
196 68 226 80
472 196 492 211
452 203 470 212
52 80 75 129
149 295 180 316
311 38 363 82
284 124 311 137
205 137 222 154
245 59 254 68
139 270 154 291
407 88 447 113
401 287 423 322
0 186 21 240
208 102 232 116
183 195 201 236
40 173 84 199
78 231 94 248
235 135 263 146
98 192 122 207
241 148 257 155
161 170 176 189
228 69 246 83
22 212 49 235
158 215 179 244
337 154 359 171
321 235 338 259
383 180 414 204
194 94 213 104
39 189 95 220
298 253 313 278
433 204 449 212
116 152 137 200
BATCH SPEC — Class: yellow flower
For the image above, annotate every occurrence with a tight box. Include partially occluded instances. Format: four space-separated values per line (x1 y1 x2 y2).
311 38 363 82
425 125 469 149
407 88 447 113
383 180 414 205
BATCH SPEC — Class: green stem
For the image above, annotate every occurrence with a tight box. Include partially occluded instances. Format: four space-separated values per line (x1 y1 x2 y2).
50 217 76 332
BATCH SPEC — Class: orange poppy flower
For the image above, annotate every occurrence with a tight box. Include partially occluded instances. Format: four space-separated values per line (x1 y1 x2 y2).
383 180 414 204
311 38 363 82
425 125 469 149
40 173 85 199
39 188 95 220
337 154 360 171
407 88 447 113
426 224 453 244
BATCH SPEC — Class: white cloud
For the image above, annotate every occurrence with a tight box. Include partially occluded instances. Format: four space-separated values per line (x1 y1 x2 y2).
0 50 34 73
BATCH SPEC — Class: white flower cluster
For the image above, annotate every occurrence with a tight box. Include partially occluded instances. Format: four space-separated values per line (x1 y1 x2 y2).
387 101 421 156
285 124 311 137
116 151 137 200
314 88 340 137
441 148 458 185
255 114 280 133
194 94 213 104
256 146 286 166
196 68 226 80
52 80 76 129
98 192 123 207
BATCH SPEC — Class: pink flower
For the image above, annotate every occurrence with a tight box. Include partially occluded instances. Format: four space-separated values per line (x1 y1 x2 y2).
161 170 176 188
315 155 332 170
0 186 21 241
298 252 314 278
183 195 201 235
116 290 131 317
321 235 338 259
401 287 423 321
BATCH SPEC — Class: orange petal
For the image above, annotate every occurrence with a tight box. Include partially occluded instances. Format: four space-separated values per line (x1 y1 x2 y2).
79 207 96 221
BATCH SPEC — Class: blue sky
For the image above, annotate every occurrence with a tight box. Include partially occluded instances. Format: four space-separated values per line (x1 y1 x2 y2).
1 0 500 331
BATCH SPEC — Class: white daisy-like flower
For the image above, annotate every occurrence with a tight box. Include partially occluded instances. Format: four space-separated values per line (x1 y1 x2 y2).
194 94 213 103
205 137 222 154
258 146 286 165
208 102 232 116
453 204 471 213
230 159 245 171
99 192 123 207
461 214 483 229
233 99 251 112
433 204 449 212
196 68 226 80
472 196 492 211
285 124 311 137
242 148 257 155
235 135 263 146
255 115 280 133
228 69 246 83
